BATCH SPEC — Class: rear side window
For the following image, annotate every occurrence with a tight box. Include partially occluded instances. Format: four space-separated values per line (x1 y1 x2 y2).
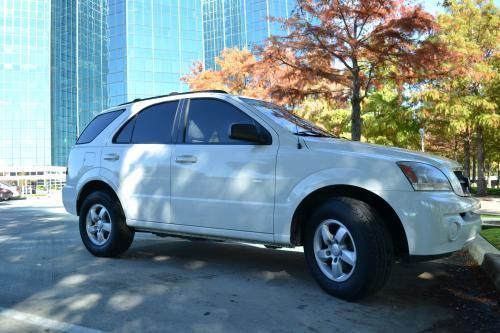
77 110 124 144
114 118 135 144
113 101 179 144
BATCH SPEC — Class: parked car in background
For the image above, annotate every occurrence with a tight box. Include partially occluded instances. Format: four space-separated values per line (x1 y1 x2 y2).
63 90 481 301
0 188 13 201
0 182 19 198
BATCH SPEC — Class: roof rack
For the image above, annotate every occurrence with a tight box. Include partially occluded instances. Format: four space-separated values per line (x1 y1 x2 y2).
118 90 229 106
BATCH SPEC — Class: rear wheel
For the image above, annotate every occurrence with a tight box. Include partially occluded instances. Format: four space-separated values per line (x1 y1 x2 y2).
79 191 134 257
304 197 393 301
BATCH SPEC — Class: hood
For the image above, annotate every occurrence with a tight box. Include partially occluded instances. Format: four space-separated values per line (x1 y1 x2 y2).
303 137 462 170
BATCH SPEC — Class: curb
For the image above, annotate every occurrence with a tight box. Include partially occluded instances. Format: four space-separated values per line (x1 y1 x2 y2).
467 235 500 291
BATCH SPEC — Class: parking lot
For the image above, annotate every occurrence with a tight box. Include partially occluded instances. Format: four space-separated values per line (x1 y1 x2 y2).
0 196 498 333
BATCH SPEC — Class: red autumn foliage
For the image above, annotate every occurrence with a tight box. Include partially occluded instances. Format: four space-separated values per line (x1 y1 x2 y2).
259 0 451 140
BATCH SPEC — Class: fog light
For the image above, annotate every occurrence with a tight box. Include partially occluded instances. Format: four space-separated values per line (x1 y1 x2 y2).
448 221 460 241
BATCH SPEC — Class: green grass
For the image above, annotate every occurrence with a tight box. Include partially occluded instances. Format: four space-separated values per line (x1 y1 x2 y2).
480 228 500 250
481 214 500 220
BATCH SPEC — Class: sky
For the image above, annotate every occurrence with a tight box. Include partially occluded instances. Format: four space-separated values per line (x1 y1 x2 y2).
419 0 500 15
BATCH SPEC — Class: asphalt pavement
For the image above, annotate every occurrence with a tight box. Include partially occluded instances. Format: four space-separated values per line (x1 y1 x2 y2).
0 195 498 333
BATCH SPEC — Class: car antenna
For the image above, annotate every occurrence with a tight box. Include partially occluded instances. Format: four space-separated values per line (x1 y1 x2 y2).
295 120 302 149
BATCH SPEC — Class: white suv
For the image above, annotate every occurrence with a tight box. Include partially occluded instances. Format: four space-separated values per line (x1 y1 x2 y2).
63 90 481 300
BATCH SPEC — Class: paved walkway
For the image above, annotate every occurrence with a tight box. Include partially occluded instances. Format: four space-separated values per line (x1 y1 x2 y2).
478 197 500 216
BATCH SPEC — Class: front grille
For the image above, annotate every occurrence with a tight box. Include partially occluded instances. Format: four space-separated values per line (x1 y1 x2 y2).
454 170 471 195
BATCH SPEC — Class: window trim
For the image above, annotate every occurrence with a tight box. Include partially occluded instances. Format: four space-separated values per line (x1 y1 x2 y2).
179 97 272 146
112 101 181 145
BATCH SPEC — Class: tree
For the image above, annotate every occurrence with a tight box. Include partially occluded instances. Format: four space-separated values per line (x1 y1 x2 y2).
182 48 298 103
260 0 446 141
418 0 499 195
362 85 420 149
182 48 262 96
295 96 351 137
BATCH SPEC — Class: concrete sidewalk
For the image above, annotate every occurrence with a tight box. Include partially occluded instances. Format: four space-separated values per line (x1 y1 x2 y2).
468 236 500 291
478 196 500 215
470 197 500 290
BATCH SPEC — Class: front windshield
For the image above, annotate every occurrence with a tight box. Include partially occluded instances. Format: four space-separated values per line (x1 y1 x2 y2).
240 98 335 137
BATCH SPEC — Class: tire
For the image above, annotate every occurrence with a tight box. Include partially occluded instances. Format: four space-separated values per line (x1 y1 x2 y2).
304 197 394 301
79 190 134 257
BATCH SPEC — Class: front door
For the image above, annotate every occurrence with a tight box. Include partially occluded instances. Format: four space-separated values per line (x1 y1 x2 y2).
170 98 278 234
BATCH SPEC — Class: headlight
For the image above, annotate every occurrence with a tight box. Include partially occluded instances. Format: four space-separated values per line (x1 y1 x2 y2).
397 161 452 191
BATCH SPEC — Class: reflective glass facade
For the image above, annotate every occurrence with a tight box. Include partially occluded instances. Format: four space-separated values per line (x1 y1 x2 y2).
51 0 108 166
3 0 290 168
108 0 203 105
51 0 203 165
0 0 51 167
107 0 127 105
202 0 295 69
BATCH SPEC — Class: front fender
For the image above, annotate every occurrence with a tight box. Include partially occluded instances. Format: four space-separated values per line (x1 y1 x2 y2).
273 166 410 244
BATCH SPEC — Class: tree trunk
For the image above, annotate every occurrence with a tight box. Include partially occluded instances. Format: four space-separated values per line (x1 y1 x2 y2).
463 129 471 178
475 125 487 196
472 156 476 183
497 162 500 188
351 71 362 141
453 138 458 160
486 161 491 188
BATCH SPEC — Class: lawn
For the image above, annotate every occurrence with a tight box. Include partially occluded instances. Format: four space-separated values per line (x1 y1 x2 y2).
481 214 500 220
480 228 500 251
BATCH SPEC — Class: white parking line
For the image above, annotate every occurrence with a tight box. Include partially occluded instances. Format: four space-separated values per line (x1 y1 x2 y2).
0 307 105 333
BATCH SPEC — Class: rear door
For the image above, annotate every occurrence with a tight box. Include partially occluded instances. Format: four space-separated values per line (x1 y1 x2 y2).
100 100 181 223
170 98 278 233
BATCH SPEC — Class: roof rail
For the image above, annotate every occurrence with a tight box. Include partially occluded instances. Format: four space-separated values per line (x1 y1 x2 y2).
117 90 229 106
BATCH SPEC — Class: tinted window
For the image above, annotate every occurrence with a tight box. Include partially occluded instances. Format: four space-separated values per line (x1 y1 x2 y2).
114 118 136 144
77 110 124 144
113 101 178 144
185 99 264 144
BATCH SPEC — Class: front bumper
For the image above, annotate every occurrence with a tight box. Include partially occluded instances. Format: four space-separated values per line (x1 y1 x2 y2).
382 191 481 256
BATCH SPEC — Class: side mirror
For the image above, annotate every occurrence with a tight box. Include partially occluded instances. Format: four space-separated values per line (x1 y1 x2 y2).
229 123 269 144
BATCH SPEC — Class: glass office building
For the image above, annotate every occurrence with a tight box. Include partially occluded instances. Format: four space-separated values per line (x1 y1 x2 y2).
0 0 52 167
51 0 108 166
51 0 203 165
202 0 295 69
2 0 291 168
107 0 203 106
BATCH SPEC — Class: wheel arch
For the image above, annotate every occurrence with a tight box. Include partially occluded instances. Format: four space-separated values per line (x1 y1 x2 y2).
290 185 409 259
76 180 122 217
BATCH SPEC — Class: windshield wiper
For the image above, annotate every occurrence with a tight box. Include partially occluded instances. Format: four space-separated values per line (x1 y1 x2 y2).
294 130 331 137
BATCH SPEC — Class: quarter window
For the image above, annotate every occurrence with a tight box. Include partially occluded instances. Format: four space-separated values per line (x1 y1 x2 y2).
185 98 267 144
77 110 124 144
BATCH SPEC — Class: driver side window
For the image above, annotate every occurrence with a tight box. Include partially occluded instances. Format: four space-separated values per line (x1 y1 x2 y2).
184 98 267 145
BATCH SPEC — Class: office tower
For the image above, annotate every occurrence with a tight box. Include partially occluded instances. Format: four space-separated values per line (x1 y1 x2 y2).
51 0 108 166
0 0 52 166
202 0 295 69
107 0 203 106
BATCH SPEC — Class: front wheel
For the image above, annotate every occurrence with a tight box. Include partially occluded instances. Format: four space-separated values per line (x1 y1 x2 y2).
79 191 134 257
304 197 394 301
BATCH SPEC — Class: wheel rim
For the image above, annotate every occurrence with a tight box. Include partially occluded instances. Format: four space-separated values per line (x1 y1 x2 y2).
86 204 112 246
313 219 357 282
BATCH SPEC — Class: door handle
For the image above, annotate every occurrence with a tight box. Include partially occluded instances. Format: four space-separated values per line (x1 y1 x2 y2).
103 153 120 161
175 155 197 164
